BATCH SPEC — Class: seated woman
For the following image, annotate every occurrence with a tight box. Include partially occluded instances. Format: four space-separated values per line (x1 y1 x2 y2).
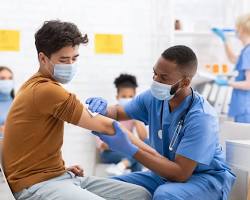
96 74 148 175
0 66 15 138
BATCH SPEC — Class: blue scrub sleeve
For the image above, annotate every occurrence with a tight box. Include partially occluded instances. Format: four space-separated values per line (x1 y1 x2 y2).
124 91 150 125
241 47 250 70
176 113 217 165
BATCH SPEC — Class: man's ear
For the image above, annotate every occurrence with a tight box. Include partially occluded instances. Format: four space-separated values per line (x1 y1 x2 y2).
38 52 47 65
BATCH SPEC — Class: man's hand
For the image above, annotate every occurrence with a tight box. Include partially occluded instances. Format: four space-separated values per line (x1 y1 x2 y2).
85 97 108 115
93 121 139 158
67 165 84 177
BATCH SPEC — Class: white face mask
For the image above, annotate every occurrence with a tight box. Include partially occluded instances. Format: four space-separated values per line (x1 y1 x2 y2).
118 98 132 107
0 80 14 96
52 63 77 84
150 80 174 100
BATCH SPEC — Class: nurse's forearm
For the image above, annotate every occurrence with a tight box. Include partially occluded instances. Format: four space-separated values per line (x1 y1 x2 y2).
229 80 250 90
134 149 196 182
106 105 131 121
121 125 157 156
224 42 238 64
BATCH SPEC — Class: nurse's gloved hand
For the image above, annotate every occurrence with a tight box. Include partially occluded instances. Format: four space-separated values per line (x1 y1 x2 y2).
211 28 226 42
93 121 139 158
215 76 228 86
85 97 107 115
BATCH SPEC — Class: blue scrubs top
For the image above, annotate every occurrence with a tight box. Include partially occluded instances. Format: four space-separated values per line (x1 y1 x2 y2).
124 90 235 197
0 93 13 137
229 45 250 117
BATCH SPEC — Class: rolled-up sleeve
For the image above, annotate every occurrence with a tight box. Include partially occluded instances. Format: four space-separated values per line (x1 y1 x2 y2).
33 82 83 125
124 90 150 125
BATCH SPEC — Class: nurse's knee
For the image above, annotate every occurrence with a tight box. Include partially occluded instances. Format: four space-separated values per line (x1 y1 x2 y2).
153 186 180 200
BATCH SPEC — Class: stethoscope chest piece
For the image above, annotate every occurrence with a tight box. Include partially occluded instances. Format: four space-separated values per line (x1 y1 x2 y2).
158 129 163 139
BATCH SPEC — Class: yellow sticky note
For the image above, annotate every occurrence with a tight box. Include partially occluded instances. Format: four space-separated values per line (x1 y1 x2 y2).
95 34 123 54
0 30 20 51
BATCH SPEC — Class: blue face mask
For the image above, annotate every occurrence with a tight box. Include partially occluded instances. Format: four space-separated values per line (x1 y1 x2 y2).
0 80 14 96
52 63 77 84
150 80 174 101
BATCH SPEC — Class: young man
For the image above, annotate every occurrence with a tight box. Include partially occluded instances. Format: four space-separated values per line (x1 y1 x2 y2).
87 45 236 200
2 20 152 200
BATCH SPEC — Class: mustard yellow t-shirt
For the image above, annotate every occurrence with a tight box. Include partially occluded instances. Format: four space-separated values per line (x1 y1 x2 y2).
2 72 83 192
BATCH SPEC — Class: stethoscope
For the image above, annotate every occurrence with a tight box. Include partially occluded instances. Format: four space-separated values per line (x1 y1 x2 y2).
158 88 194 152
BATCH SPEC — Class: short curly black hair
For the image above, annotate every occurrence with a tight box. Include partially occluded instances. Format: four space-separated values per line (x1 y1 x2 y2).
161 45 197 77
35 20 88 58
114 73 138 92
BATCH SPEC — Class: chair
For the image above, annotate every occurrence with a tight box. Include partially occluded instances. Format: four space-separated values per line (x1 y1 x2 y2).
0 140 16 200
219 121 250 200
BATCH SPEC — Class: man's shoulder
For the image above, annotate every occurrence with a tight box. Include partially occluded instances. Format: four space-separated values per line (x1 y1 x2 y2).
191 92 218 119
21 72 61 91
16 73 67 103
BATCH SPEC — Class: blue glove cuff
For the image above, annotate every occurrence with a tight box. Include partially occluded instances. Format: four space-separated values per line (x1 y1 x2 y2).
126 144 139 158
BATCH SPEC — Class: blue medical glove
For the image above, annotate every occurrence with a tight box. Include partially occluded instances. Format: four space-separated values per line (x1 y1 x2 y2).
93 121 139 158
211 28 226 42
215 76 228 86
85 97 107 115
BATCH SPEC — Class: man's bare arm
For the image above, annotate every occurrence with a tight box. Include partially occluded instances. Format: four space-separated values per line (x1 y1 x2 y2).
77 106 157 155
77 106 115 135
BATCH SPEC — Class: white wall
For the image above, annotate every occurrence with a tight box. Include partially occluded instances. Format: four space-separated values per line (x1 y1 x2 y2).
173 0 250 70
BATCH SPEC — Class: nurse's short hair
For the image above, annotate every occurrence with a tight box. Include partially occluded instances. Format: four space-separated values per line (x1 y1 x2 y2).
161 45 198 77
35 20 88 58
236 13 250 35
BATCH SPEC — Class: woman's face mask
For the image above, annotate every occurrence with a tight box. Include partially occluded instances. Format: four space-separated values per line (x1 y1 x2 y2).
0 80 14 95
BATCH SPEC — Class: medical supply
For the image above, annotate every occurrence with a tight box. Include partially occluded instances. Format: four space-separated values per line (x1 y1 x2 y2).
150 80 174 101
53 63 77 84
118 98 132 107
87 108 99 117
0 80 14 95
159 88 194 151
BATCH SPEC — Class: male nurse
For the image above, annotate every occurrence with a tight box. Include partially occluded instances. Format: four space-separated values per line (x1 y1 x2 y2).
87 45 236 200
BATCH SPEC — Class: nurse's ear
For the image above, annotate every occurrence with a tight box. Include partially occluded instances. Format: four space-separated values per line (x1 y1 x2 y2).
180 77 191 88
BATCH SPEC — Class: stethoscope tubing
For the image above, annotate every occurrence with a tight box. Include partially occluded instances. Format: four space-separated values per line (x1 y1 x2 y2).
159 88 194 152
